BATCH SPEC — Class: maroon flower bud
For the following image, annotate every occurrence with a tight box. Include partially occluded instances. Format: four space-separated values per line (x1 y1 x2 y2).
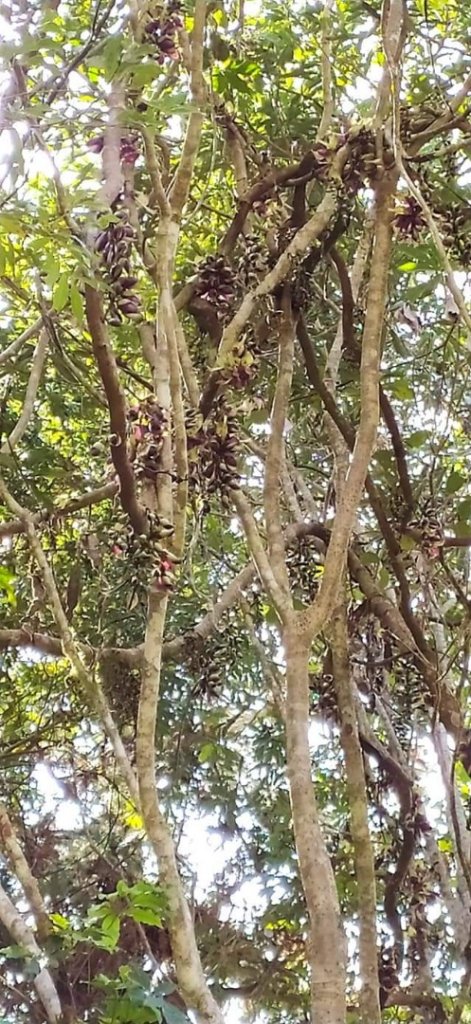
87 136 104 154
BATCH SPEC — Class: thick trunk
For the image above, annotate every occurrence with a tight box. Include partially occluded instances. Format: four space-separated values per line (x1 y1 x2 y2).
284 626 347 1024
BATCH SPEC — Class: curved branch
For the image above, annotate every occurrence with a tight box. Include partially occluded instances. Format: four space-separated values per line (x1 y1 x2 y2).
0 882 61 1023
263 294 295 597
85 286 148 535
1 330 48 455
0 318 43 368
0 802 50 941
0 480 118 539
303 170 399 637
200 160 347 415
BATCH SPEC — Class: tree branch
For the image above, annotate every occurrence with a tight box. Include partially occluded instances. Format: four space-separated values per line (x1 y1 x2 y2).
0 802 50 941
85 286 148 535
0 317 43 368
0 480 118 539
330 601 381 1024
303 169 399 637
263 295 295 597
0 882 61 1023
200 160 347 415
168 0 206 217
1 329 48 456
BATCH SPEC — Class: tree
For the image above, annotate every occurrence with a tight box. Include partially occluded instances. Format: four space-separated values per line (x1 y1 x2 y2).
0 0 471 1020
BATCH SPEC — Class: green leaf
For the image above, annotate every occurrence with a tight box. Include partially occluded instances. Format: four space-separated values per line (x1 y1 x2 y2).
405 429 430 449
129 907 164 926
52 272 70 312
390 378 414 401
161 1003 190 1024
0 944 31 959
103 35 123 79
0 212 24 234
445 470 467 494
130 62 164 87
198 742 217 764
397 261 417 272
453 520 471 539
50 913 70 931
43 253 61 287
100 914 120 948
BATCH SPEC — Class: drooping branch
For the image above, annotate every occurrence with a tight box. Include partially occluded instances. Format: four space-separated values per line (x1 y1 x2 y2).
232 490 292 622
85 286 148 535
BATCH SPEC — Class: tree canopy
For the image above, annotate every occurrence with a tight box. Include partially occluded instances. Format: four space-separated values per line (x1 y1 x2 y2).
1 0 471 1022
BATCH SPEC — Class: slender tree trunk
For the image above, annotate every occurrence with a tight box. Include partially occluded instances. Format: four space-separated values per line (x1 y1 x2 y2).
330 600 381 1024
284 624 347 1024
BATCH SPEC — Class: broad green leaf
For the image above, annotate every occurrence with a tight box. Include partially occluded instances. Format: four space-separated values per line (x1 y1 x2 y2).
445 470 467 494
103 35 123 79
161 1003 190 1024
390 378 415 400
100 914 120 948
52 272 70 312
405 429 430 449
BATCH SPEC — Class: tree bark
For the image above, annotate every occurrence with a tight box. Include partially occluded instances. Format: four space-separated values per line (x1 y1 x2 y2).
284 624 347 1023
330 601 381 1024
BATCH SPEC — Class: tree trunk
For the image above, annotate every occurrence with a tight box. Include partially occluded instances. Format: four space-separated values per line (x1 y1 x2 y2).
284 625 347 1023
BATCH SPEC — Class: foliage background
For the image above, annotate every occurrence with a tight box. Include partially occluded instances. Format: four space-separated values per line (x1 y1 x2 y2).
1 0 471 1021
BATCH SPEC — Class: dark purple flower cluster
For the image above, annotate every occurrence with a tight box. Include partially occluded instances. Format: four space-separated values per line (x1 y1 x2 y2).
128 400 168 480
120 135 140 166
221 340 257 390
144 1 183 63
186 400 240 506
304 130 378 196
237 234 272 288
95 212 141 324
410 497 444 559
87 134 141 167
342 128 378 194
194 255 236 307
394 196 427 240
